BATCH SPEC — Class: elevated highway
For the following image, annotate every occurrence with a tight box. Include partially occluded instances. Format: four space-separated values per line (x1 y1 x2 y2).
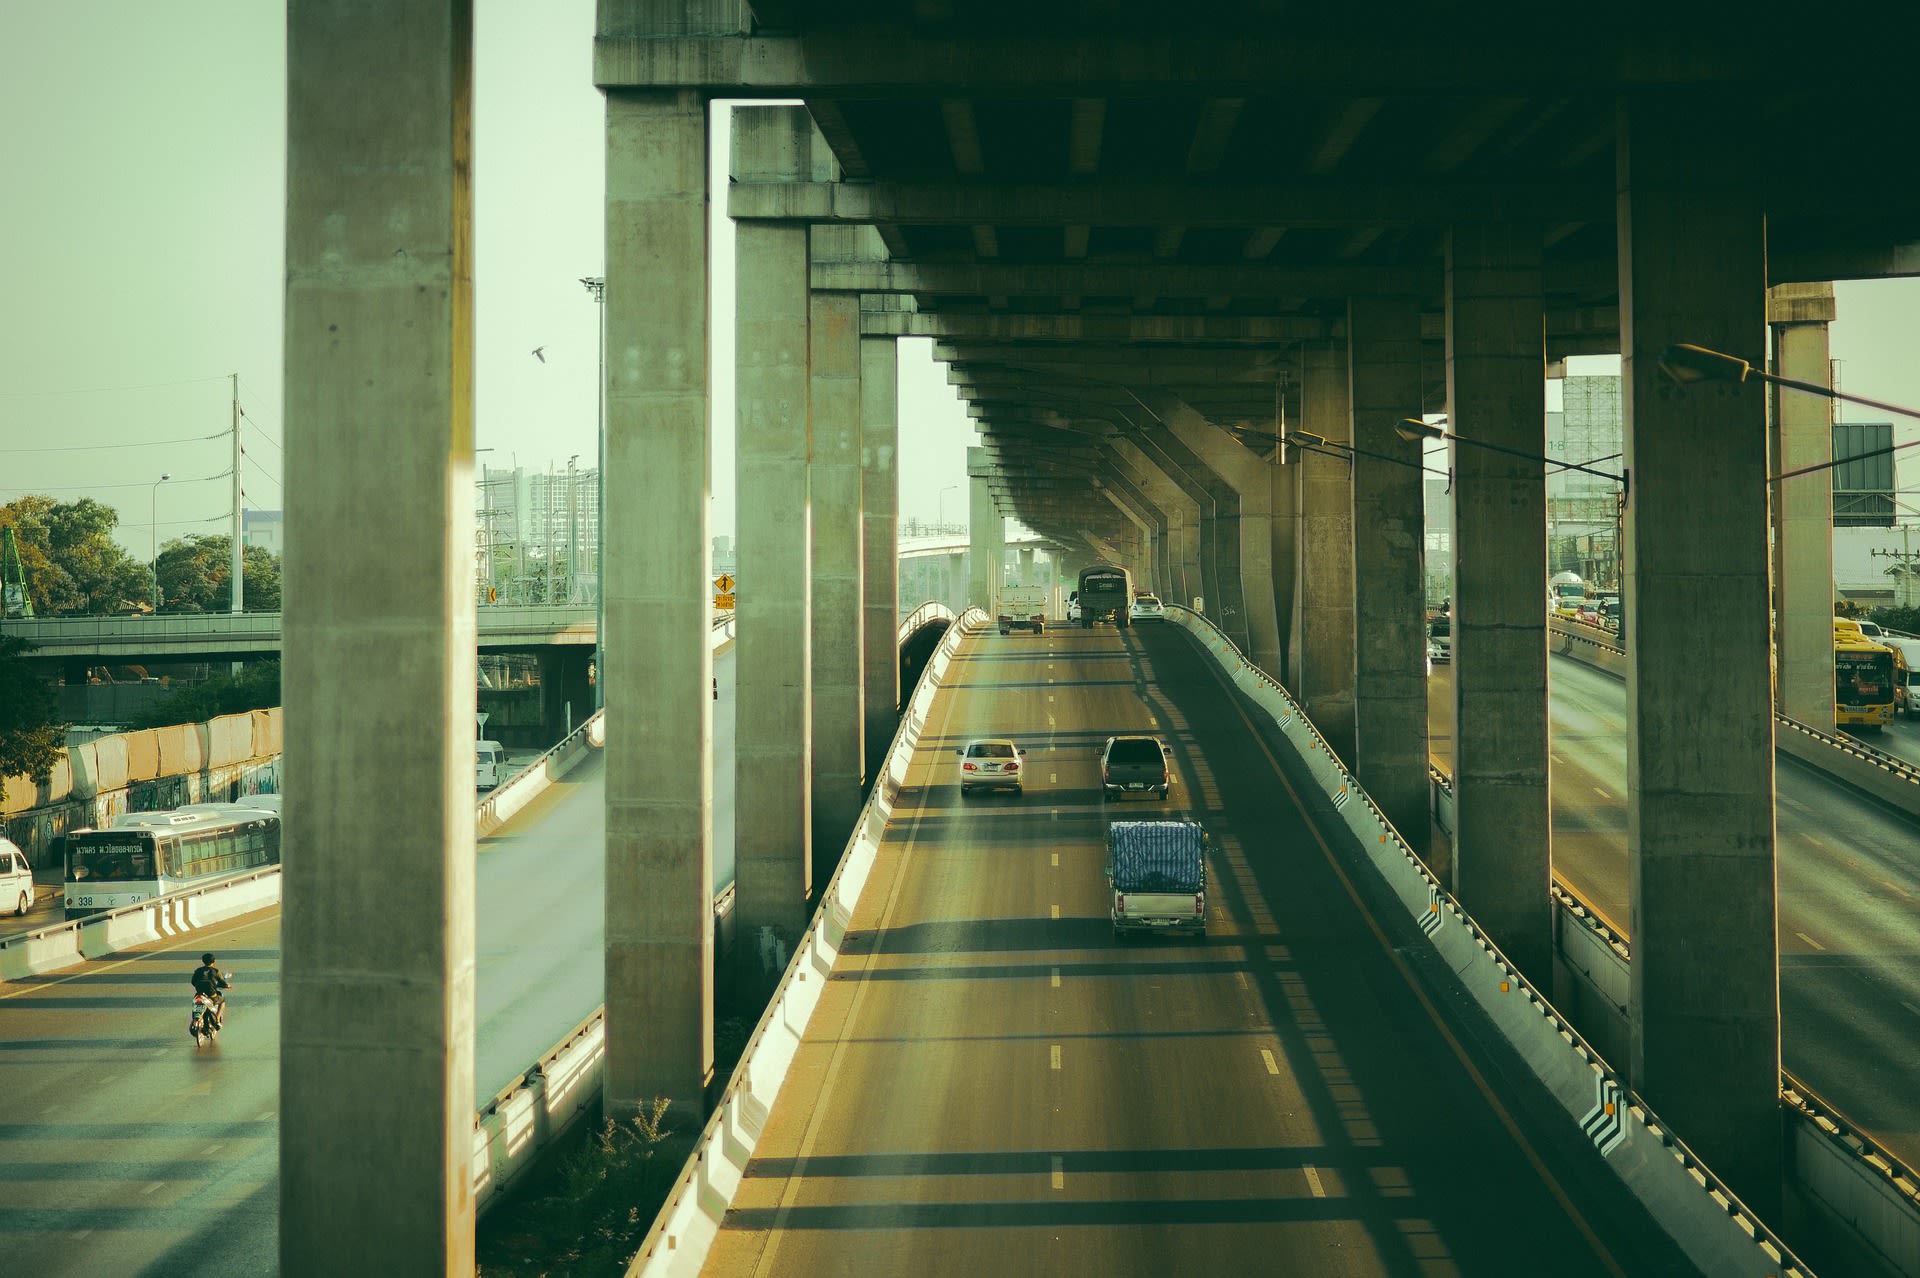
699 621 1695 1273
5 606 599 663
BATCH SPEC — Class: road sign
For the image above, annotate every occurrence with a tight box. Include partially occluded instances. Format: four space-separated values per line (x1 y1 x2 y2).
714 574 735 593
715 592 735 610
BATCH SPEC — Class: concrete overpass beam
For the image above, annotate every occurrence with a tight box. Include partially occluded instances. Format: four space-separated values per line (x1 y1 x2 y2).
1112 440 1199 608
1618 95 1779 1212
967 447 1004 610
1347 296 1432 853
1128 430 1232 643
282 4 477 1266
808 282 863 883
1445 223 1550 981
733 105 814 996
1150 393 1284 680
861 335 900 774
1768 284 1836 731
599 87 715 1125
1294 339 1357 766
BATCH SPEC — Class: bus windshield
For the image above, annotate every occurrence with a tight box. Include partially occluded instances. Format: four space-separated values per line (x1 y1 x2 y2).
68 837 157 882
1837 651 1894 704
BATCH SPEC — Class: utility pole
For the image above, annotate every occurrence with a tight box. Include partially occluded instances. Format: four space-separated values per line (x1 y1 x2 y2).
231 373 245 613
581 275 606 708
1870 536 1920 608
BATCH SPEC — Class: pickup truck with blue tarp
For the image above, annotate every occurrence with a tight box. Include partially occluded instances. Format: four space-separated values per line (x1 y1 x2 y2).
1107 819 1207 938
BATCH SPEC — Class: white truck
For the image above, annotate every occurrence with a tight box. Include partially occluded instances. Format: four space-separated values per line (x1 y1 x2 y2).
995 585 1049 635
1107 819 1208 939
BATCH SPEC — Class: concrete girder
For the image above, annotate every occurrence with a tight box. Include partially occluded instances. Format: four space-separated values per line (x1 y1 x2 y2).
1122 424 1241 647
945 356 1286 387
1109 440 1200 608
728 177 1609 229
860 312 1330 343
1094 463 1171 599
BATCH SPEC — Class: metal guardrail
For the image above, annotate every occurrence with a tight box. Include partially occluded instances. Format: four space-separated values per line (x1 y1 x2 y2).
1171 603 1813 1277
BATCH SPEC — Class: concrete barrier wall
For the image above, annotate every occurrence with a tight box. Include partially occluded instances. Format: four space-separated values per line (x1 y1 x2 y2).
1171 606 1812 1278
476 710 604 841
0 866 285 982
624 609 986 1278
1788 1085 1920 1278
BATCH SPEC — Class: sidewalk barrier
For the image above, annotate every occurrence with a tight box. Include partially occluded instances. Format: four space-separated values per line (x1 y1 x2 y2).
1170 605 1811 1278
473 1010 606 1213
624 608 987 1277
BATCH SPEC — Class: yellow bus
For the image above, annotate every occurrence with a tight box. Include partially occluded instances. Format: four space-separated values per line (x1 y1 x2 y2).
1834 619 1896 731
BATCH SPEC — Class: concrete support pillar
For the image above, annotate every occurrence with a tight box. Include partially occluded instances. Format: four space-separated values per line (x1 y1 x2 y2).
1115 440 1199 607
1152 393 1284 679
282 4 475 1268
1769 284 1837 731
1098 463 1168 599
1618 94 1779 1211
1294 339 1356 765
809 280 864 880
733 107 812 992
861 335 899 775
967 448 1003 610
1018 546 1036 584
601 88 713 1122
538 647 594 745
1445 224 1550 981
1270 440 1298 686
1348 296 1432 851
1132 430 1231 636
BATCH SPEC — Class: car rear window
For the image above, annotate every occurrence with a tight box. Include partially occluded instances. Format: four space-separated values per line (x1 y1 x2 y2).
1137 596 1160 605
968 743 1015 758
1107 738 1163 764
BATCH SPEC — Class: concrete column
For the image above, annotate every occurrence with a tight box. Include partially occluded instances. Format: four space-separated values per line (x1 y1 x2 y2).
861 335 899 776
1018 546 1036 584
1348 296 1432 851
1271 426 1298 686
1152 393 1284 679
967 448 1003 610
1098 463 1168 599
538 647 594 745
283 3 475 1268
1132 430 1231 636
601 89 713 1123
1618 94 1779 1211
1769 284 1836 731
1445 224 1550 981
808 279 864 881
1114 440 1198 607
733 106 812 992
1294 339 1357 765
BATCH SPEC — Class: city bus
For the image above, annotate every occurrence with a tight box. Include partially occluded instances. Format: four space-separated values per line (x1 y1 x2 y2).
1076 564 1134 629
1834 620 1896 732
64 806 281 920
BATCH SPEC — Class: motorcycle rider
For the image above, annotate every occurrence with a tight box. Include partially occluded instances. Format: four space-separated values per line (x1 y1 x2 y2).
190 952 231 1030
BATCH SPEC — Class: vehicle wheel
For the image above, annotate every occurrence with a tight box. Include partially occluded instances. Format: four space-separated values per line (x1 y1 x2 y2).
1158 786 1169 799
960 785 972 799
999 626 1008 635
1081 618 1090 629
15 892 27 916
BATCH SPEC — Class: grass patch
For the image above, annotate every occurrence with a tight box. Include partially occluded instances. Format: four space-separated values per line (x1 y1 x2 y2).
475 1016 757 1275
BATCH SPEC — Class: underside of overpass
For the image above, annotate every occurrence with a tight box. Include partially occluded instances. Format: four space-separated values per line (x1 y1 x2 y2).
277 4 1920 1267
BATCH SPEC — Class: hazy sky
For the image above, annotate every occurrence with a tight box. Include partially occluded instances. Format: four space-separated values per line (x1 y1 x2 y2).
2 3 1915 562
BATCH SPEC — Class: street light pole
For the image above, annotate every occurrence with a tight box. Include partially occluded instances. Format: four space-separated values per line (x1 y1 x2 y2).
581 276 606 708
938 484 959 527
149 472 171 611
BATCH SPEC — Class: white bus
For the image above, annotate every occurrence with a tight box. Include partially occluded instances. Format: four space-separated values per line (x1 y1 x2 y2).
64 806 281 920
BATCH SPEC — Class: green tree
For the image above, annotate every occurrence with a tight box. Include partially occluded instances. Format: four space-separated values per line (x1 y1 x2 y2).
154 534 282 613
0 495 148 615
126 661 281 730
0 636 65 784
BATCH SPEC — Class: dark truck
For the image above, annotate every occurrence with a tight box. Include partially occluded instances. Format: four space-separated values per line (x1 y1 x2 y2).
1077 563 1133 628
1107 819 1208 938
1101 734 1171 800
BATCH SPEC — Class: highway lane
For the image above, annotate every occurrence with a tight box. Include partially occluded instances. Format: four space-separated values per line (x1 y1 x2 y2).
0 645 741 1275
1429 657 1920 1171
704 623 1695 1276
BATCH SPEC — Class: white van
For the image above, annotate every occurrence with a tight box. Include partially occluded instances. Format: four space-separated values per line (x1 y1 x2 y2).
0 839 34 916
475 740 508 791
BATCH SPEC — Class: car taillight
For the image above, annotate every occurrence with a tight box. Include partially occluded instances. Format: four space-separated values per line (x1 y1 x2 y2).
1116 893 1126 912
1005 761 1018 773
962 762 977 771
1194 895 1204 915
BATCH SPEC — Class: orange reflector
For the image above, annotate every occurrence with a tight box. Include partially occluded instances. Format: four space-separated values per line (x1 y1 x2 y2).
1498 980 1511 993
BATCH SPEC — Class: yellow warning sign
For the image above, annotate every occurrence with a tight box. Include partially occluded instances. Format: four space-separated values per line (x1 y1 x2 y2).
714 592 735 610
714 574 735 593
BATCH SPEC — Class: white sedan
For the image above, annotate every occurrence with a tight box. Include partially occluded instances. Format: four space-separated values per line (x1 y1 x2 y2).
955 738 1028 796
1128 594 1167 622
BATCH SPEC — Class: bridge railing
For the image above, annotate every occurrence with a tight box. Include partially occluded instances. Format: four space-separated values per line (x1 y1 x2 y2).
1168 604 1812 1278
895 599 955 646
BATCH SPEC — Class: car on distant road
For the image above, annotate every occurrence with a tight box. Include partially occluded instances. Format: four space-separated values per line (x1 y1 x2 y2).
956 738 1028 796
1066 595 1082 624
1 839 33 915
1129 594 1167 622
1574 604 1606 628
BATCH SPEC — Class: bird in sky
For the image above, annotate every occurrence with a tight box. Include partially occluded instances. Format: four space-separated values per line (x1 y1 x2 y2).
531 346 547 363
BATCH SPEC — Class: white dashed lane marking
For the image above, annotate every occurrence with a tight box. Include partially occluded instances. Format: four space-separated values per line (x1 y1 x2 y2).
1050 1044 1062 1071
1795 931 1825 952
1260 1049 1280 1075
1303 1166 1327 1198
1051 904 1060 919
1051 1156 1065 1190
1051 967 1061 988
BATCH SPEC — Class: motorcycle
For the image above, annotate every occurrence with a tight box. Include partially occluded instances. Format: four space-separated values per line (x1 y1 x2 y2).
188 972 232 1048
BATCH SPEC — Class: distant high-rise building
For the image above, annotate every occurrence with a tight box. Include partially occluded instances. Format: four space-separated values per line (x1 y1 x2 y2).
475 464 599 603
241 509 284 557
